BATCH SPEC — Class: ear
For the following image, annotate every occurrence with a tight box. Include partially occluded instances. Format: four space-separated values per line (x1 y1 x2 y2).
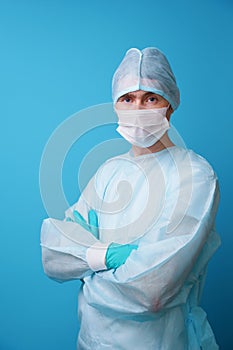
166 106 173 121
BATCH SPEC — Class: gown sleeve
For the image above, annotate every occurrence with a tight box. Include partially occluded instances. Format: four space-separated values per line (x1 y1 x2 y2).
82 159 221 314
40 176 109 282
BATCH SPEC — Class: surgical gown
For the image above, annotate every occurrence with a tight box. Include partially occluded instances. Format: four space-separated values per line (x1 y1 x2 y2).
41 146 220 349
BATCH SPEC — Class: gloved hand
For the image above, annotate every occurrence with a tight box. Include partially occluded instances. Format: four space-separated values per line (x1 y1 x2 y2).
105 242 138 270
66 209 99 239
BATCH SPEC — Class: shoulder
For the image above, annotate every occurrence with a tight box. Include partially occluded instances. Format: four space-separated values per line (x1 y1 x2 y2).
187 148 217 181
170 146 217 181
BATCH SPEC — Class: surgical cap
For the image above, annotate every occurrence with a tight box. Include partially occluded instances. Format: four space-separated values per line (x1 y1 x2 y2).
112 47 180 110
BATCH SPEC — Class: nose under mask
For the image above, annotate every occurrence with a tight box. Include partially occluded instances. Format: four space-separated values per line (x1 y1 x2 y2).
115 106 170 148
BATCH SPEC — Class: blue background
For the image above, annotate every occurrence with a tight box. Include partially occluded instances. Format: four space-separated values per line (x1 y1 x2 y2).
1 0 232 349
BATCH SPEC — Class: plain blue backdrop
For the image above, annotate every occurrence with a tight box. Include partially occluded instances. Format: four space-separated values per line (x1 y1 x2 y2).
1 0 232 349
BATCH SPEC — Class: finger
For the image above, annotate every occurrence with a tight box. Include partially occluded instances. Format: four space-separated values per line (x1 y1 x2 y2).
88 210 99 239
73 210 90 231
88 210 98 227
66 217 74 222
73 210 86 223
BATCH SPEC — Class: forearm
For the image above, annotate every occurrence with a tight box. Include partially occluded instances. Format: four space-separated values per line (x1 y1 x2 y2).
40 218 107 282
41 246 92 282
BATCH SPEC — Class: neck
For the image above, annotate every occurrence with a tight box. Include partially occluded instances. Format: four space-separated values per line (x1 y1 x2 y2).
132 133 175 157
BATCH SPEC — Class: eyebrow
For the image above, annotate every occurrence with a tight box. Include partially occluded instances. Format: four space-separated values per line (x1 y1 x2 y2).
119 91 157 99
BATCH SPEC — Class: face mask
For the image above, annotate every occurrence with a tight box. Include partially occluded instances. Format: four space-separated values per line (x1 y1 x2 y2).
115 106 170 148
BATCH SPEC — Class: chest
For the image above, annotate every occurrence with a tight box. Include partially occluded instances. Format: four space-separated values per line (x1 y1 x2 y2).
97 161 175 244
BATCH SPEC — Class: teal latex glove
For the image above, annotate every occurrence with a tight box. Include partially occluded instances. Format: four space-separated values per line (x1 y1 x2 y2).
66 209 99 239
105 242 138 270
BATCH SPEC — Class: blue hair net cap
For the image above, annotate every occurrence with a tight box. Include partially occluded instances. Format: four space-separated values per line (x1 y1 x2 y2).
112 47 180 110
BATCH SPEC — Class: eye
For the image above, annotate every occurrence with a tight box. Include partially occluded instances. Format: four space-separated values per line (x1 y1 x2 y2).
117 95 132 104
124 97 131 103
146 95 158 103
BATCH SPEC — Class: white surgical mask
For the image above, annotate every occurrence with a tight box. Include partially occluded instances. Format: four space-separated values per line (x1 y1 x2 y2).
115 105 170 148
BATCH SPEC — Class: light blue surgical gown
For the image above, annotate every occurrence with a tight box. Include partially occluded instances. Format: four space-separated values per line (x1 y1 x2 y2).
41 146 220 349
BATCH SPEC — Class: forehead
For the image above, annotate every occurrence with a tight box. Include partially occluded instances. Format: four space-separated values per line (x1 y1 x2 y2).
120 90 159 98
118 90 162 99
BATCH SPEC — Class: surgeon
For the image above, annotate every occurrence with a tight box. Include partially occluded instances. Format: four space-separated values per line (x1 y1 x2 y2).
41 47 221 349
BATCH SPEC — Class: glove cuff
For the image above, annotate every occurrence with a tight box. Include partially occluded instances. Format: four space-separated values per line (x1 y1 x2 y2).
86 242 109 271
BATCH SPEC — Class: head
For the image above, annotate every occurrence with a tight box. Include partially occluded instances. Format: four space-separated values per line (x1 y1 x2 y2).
112 47 180 120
